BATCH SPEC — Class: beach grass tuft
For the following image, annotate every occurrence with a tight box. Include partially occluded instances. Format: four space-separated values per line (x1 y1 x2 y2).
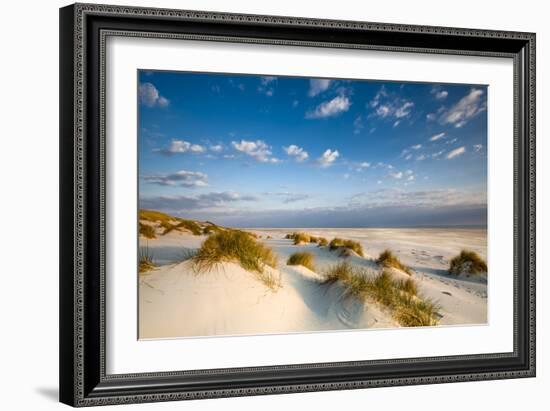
139 245 156 273
192 230 279 289
322 262 438 327
139 222 156 239
449 250 487 275
139 209 175 224
287 252 315 271
292 232 311 245
329 237 364 257
317 237 329 247
376 249 412 275
202 224 223 235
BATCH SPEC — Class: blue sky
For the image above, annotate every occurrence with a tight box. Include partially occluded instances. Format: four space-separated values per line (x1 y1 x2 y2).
138 70 487 227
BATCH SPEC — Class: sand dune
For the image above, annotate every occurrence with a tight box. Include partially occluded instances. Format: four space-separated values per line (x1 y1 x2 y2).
139 226 487 339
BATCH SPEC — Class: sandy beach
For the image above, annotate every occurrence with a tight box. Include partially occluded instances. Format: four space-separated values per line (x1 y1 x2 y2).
139 224 487 339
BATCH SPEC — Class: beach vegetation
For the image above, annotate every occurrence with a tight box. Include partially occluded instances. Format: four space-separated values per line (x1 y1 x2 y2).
139 245 155 273
329 237 364 257
192 230 279 289
139 222 156 239
322 262 439 327
287 252 315 271
449 250 487 275
293 232 311 245
376 249 412 275
317 237 329 247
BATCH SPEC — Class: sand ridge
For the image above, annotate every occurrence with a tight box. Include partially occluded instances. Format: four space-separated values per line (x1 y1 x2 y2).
139 228 487 339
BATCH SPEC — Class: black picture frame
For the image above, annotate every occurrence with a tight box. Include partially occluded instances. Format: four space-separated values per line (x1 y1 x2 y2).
59 3 536 407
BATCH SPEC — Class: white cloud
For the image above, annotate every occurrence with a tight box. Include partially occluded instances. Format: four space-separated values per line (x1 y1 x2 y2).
446 146 466 159
138 82 169 108
390 171 403 179
432 150 445 158
283 144 309 162
209 144 223 152
395 101 414 118
473 144 483 152
343 173 350 180
156 139 206 155
441 88 486 128
263 191 312 204
401 144 422 159
416 154 427 161
426 113 437 121
308 79 332 97
261 76 276 85
317 149 339 167
140 191 259 212
368 86 414 121
349 188 486 209
257 76 276 96
431 86 449 100
143 170 208 188
430 132 447 141
407 175 415 181
231 139 276 163
306 95 351 119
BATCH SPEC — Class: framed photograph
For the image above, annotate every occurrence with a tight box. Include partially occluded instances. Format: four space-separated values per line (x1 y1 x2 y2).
59 3 536 407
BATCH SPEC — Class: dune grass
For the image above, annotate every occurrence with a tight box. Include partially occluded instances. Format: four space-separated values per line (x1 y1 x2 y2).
202 224 223 235
161 218 202 236
139 245 155 273
139 222 156 239
287 252 315 271
376 249 412 275
292 232 311 245
192 230 279 289
329 238 364 257
449 250 487 275
139 209 174 224
322 262 439 327
317 237 329 247
309 236 319 243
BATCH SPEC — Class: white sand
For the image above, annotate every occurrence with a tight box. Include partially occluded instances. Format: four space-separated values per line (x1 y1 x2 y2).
139 228 487 339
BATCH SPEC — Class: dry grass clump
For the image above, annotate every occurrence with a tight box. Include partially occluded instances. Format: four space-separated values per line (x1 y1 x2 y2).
292 232 311 245
161 218 202 236
317 237 329 247
287 252 315 271
192 230 279 289
309 236 319 243
322 262 439 327
329 238 364 257
139 209 174 224
449 250 487 275
202 224 223 235
376 249 412 275
139 222 156 239
138 245 155 273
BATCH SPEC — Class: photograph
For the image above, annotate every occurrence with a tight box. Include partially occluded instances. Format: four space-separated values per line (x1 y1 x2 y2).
137 71 489 339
